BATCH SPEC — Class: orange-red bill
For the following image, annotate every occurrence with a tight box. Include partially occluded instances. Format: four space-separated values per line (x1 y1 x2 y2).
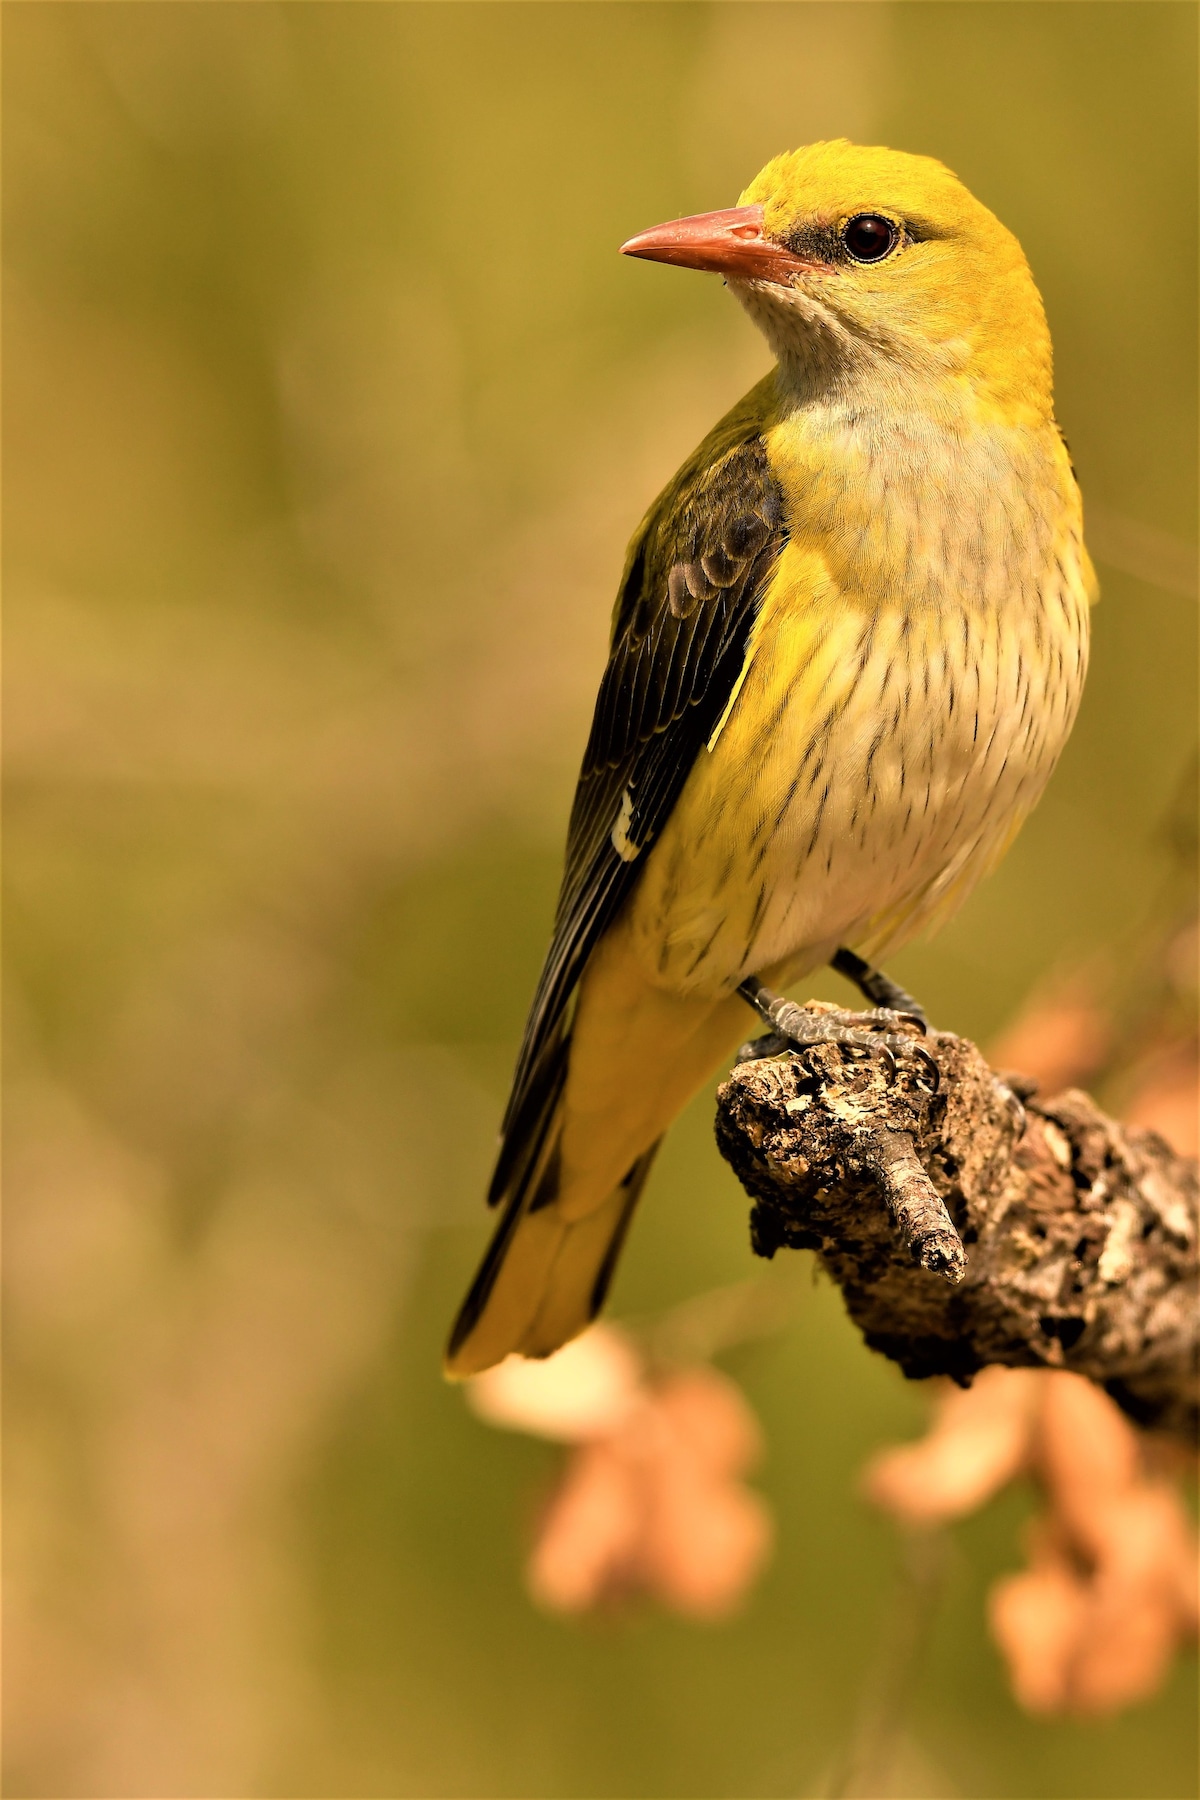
619 204 821 283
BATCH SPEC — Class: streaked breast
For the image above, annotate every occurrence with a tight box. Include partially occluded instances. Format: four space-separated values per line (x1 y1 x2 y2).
627 409 1091 996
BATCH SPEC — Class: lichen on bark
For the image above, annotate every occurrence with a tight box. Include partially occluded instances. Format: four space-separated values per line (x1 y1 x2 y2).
714 1003 1198 1442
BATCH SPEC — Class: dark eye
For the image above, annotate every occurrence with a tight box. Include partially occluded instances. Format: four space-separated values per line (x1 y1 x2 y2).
842 214 899 263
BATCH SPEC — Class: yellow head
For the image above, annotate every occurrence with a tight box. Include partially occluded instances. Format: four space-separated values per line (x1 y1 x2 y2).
623 141 1053 424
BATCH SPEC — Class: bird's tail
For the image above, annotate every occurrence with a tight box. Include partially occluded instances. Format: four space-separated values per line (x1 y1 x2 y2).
444 1067 660 1377
445 920 760 1379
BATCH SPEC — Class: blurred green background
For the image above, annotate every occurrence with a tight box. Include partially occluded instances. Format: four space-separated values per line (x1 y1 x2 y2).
4 4 1197 1796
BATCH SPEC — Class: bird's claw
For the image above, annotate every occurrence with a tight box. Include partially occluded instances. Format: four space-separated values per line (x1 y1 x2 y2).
736 982 941 1093
994 1077 1025 1136
910 1043 941 1094
736 1029 792 1064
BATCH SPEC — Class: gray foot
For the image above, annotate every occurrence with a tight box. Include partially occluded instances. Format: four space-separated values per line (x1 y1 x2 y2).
737 976 939 1091
831 946 929 1025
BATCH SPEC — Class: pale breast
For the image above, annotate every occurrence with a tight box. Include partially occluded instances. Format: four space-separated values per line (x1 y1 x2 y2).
626 413 1092 998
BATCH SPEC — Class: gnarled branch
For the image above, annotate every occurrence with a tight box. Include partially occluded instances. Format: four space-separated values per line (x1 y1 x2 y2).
714 1005 1198 1442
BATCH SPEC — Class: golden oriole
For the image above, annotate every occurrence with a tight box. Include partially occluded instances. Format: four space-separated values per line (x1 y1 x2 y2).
446 140 1093 1377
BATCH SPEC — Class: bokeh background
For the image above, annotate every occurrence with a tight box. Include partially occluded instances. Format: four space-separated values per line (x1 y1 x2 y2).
4 4 1197 1796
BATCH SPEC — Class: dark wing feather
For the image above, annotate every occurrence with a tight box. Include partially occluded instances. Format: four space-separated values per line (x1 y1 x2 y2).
489 391 786 1204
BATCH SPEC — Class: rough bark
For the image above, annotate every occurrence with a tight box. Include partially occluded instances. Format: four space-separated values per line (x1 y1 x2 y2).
714 1004 1198 1443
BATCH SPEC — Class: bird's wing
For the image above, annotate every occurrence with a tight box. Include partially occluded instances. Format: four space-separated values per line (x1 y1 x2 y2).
491 379 786 1203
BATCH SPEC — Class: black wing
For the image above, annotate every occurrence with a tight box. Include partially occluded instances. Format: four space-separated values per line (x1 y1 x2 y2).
489 391 786 1205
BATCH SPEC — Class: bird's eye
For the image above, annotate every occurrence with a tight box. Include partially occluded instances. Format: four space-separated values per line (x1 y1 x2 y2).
842 214 899 263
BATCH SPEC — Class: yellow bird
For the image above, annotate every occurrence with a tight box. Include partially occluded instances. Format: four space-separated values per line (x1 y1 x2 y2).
446 140 1093 1377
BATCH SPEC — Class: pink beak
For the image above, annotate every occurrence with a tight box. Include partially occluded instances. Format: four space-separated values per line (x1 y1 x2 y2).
619 204 822 283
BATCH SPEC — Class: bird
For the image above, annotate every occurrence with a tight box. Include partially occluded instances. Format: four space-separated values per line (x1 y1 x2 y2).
445 139 1094 1378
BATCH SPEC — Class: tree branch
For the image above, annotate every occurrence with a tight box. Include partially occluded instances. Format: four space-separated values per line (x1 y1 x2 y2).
714 1005 1198 1442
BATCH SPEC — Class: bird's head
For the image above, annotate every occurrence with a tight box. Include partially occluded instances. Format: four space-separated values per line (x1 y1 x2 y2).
622 141 1052 423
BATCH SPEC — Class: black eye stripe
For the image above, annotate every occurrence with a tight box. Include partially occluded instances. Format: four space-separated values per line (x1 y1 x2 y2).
842 214 900 263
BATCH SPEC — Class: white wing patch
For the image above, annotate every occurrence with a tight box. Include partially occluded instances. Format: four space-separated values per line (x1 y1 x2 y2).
610 787 640 863
706 643 755 753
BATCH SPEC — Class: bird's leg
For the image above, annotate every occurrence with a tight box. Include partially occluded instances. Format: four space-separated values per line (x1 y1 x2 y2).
735 976 939 1091
830 949 1027 1136
831 946 928 1027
